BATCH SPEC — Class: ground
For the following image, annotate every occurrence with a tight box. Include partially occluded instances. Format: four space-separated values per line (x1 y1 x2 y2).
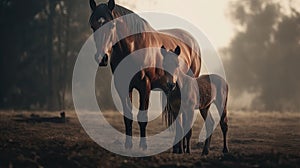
0 110 299 168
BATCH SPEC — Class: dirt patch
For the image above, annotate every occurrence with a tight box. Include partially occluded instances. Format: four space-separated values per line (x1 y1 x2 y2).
0 111 299 167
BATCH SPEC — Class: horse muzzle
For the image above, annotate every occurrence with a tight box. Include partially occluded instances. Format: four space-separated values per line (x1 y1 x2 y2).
95 53 109 67
166 82 176 95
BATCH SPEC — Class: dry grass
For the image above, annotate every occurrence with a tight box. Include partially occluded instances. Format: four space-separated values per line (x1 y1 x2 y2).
0 110 299 167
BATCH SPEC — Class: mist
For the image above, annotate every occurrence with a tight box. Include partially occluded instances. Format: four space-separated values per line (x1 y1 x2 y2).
223 0 300 111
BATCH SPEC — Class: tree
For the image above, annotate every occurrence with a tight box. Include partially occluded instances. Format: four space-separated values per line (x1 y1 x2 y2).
0 0 92 110
0 0 148 111
224 0 300 111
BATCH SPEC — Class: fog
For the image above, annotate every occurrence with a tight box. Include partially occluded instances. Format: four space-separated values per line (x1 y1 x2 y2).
223 0 300 111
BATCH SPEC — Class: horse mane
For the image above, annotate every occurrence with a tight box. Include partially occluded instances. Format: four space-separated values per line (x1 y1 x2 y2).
113 5 134 16
112 4 155 33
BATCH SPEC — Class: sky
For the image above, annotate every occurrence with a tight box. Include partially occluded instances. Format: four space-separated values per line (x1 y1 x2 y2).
119 0 234 49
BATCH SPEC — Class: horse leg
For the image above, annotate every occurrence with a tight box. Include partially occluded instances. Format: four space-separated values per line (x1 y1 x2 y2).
182 135 186 153
182 110 187 153
183 108 194 154
219 105 229 153
200 106 213 155
185 129 192 153
122 93 133 149
215 98 229 154
137 76 151 150
173 114 183 154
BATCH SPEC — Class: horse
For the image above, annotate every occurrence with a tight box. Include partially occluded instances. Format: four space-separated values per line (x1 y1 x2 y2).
89 0 201 150
160 46 229 155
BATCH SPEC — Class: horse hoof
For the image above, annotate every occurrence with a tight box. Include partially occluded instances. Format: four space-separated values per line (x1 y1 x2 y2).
125 143 132 149
201 149 209 156
139 141 147 150
172 145 183 154
223 148 229 153
172 148 181 154
173 150 183 154
125 138 133 149
184 147 191 154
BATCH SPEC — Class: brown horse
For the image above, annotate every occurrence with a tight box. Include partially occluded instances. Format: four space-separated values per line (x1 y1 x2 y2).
89 0 201 150
161 46 229 155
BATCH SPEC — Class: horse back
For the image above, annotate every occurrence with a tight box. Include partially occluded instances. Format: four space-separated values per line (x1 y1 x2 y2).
197 74 228 109
131 30 200 76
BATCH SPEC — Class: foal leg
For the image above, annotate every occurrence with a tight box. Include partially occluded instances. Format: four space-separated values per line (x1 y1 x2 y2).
185 129 192 153
215 100 229 153
200 107 213 155
173 115 184 154
183 108 194 154
220 108 229 153
182 111 187 153
137 76 151 150
182 135 186 153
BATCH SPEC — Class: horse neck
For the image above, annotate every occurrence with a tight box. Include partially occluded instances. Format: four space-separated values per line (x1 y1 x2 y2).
108 6 133 73
109 5 157 73
110 39 129 73
175 69 191 90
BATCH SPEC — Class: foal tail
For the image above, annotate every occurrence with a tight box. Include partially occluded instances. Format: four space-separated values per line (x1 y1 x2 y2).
162 93 180 128
212 74 228 117
162 101 174 127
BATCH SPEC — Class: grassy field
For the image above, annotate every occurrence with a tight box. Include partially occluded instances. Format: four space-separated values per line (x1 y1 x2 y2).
0 110 299 167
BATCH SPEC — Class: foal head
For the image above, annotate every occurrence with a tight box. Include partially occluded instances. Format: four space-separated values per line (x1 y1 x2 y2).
160 45 181 94
89 0 116 66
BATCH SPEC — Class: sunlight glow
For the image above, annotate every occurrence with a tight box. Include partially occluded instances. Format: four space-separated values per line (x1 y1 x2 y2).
118 0 234 49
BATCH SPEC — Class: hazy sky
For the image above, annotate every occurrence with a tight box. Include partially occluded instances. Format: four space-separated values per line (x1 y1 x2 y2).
118 0 234 49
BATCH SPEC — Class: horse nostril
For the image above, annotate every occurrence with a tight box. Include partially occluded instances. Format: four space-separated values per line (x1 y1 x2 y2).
167 82 176 93
94 54 99 64
103 54 108 64
99 54 108 66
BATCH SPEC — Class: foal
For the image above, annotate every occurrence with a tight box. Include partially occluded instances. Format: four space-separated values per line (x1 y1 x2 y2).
161 46 229 155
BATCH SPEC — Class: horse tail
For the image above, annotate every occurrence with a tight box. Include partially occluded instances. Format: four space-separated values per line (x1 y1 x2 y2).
162 94 180 128
213 74 228 117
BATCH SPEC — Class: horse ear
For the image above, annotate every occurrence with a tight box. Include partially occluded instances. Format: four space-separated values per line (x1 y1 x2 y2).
161 45 166 56
108 0 115 11
174 46 181 56
90 0 97 11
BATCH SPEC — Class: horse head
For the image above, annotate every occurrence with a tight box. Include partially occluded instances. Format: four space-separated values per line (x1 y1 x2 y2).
160 45 181 94
89 0 116 66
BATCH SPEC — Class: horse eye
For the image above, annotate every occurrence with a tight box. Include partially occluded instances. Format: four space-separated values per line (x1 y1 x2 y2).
98 18 105 24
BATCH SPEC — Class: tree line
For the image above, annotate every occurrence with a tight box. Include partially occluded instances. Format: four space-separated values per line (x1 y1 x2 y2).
0 0 116 111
